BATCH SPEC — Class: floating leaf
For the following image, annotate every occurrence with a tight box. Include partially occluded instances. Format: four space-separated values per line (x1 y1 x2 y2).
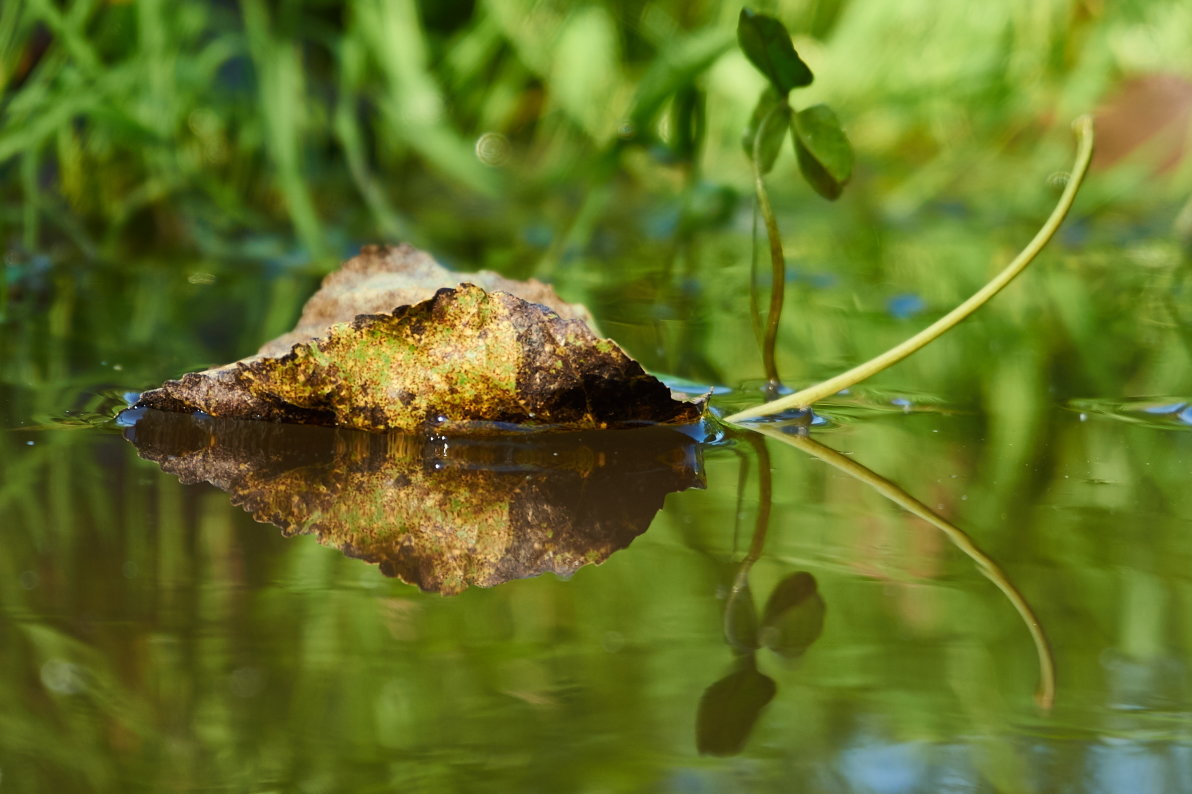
758 571 825 659
742 87 791 175
736 9 813 94
791 104 853 200
695 655 776 756
136 245 705 433
123 408 705 594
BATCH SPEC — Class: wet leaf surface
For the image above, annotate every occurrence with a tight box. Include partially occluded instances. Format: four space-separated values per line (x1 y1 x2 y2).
122 408 706 594
136 245 705 433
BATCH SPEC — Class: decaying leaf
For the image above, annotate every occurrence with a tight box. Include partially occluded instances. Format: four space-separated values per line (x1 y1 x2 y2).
137 244 704 433
123 408 705 594
255 243 598 357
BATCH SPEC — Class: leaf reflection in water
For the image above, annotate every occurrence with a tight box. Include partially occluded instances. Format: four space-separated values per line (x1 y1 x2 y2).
122 408 706 594
696 654 777 757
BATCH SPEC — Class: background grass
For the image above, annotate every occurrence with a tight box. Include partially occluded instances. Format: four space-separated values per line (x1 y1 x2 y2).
2 0 1189 270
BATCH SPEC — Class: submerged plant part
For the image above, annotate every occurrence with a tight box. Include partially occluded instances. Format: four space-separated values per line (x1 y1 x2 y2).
726 115 1095 424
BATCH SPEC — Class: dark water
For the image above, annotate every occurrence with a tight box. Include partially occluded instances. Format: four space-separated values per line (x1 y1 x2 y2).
3 239 1192 793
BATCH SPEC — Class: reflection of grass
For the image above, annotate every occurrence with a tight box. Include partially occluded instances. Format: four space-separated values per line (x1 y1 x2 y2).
4 379 1192 788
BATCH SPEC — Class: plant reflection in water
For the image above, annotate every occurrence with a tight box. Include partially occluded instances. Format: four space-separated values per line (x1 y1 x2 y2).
698 432 827 755
698 421 1055 756
121 402 1052 757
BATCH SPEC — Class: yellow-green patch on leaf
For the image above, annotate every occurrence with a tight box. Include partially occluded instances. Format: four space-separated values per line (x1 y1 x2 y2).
138 281 704 433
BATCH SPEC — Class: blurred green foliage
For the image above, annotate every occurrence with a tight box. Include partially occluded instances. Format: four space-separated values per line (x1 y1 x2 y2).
2 0 1190 272
2 0 1190 407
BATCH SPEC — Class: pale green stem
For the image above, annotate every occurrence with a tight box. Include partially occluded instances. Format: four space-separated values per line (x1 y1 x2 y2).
755 426 1056 710
725 115 1095 423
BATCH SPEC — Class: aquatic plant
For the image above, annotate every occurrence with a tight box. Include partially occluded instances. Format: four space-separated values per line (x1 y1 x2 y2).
736 9 853 393
728 115 1094 423
730 9 1093 424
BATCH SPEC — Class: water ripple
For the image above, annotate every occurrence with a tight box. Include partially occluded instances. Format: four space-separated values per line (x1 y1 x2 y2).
1066 397 1192 430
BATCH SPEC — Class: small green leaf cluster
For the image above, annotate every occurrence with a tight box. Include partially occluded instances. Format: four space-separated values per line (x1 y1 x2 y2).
738 9 852 199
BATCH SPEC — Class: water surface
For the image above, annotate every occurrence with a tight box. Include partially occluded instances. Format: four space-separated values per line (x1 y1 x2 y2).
3 242 1191 793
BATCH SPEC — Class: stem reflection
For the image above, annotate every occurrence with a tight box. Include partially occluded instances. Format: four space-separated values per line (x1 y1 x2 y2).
752 424 1056 711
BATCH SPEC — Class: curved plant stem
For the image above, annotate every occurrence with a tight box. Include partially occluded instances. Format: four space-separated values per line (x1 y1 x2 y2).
753 107 790 393
742 433 773 564
748 199 764 350
730 434 772 592
726 115 1095 423
754 426 1056 711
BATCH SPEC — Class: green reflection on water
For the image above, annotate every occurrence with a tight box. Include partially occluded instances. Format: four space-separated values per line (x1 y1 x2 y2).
3 396 1192 791
3 245 1192 790
4 176 1192 789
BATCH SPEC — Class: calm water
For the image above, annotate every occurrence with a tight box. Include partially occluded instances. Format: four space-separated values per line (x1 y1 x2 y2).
3 236 1192 792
